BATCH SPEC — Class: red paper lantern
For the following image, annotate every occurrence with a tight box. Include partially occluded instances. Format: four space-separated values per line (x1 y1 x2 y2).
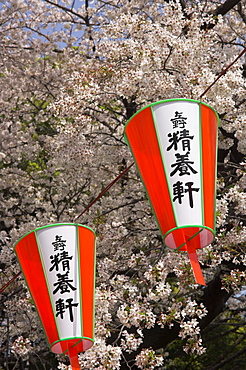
124 99 219 285
15 223 96 369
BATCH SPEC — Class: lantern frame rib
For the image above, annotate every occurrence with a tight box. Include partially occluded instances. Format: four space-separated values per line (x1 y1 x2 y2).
14 223 96 368
124 98 220 285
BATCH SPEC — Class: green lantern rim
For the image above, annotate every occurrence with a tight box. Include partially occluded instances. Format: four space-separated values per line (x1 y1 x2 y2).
14 222 96 350
123 99 219 239
124 98 220 144
50 336 95 355
14 223 96 248
163 225 216 251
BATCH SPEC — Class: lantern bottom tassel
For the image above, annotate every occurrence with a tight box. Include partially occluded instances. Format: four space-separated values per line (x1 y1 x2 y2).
68 346 81 370
186 237 206 286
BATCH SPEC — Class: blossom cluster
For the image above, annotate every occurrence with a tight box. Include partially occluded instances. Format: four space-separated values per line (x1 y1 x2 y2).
0 0 246 369
135 348 164 369
11 336 33 357
158 298 208 354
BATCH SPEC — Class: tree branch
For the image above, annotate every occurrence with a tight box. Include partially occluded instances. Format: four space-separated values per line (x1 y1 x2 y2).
42 0 86 21
108 273 233 370
204 345 246 370
212 0 242 17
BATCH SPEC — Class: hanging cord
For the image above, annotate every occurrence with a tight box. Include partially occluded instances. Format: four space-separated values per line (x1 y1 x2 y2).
2 45 246 294
0 271 22 294
0 163 134 293
73 45 246 221
73 162 134 222
200 45 246 98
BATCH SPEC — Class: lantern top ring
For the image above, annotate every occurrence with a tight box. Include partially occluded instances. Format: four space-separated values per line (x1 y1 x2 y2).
14 223 96 246
124 98 220 143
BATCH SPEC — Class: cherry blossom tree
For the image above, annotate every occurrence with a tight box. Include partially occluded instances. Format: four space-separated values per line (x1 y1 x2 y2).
0 0 245 369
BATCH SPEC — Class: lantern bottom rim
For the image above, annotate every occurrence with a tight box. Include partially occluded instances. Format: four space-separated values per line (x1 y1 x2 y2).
50 336 94 354
163 225 215 251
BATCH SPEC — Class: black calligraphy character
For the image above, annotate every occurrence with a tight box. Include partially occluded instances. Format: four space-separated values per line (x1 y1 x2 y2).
167 132 179 151
170 111 187 129
49 251 73 272
173 181 184 204
167 129 194 152
185 182 200 208
170 152 198 177
55 298 66 319
53 271 77 294
179 129 194 151
55 298 79 322
49 254 60 272
61 258 71 272
52 235 66 251
65 298 79 322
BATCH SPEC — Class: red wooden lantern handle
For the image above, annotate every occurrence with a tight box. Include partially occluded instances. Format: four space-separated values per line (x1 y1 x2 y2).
186 236 206 286
68 346 80 370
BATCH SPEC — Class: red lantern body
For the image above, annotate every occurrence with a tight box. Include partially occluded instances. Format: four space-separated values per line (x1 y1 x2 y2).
124 99 219 285
15 223 96 369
